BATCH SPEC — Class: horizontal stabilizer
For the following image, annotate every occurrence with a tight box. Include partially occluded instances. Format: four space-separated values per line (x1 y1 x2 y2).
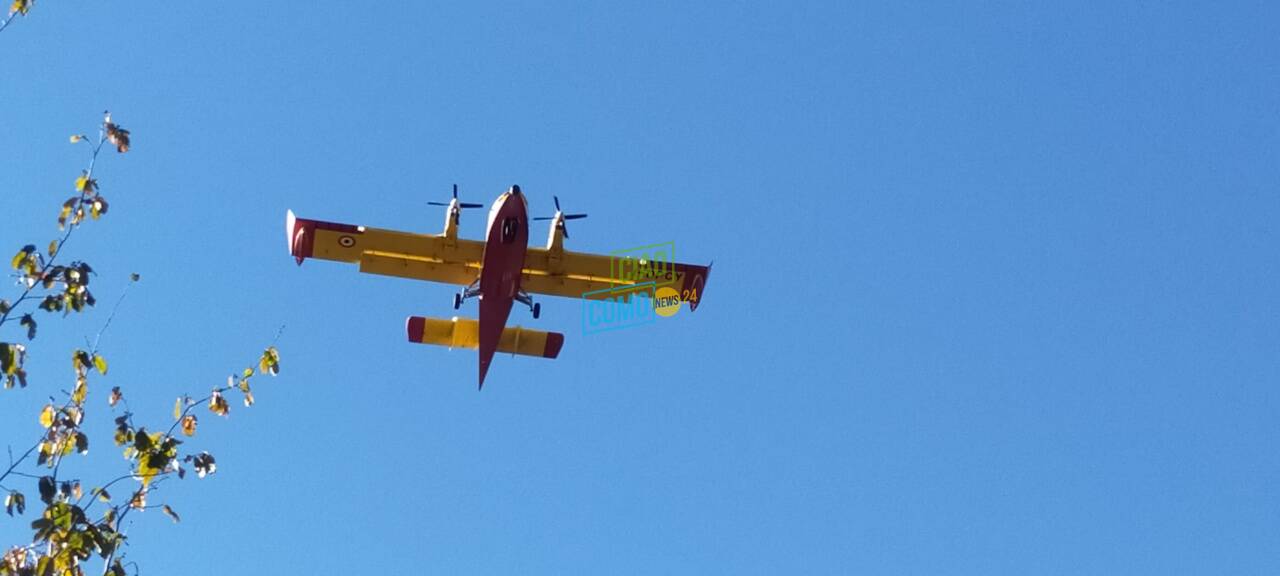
406 316 564 359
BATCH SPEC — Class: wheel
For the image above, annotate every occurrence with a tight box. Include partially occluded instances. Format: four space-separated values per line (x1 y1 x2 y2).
453 293 462 310
532 302 541 319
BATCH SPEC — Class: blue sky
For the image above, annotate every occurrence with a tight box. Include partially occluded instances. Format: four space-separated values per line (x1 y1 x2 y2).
1 2 1278 574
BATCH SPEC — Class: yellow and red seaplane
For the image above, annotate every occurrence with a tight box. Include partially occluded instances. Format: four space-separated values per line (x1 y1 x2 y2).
286 185 710 388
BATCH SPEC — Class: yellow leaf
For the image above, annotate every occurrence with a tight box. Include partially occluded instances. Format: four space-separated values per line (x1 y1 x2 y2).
261 346 281 375
208 390 229 417
38 405 54 428
180 414 197 437
10 246 31 270
71 379 87 405
69 135 81 144
75 175 88 193
173 397 182 421
47 240 57 257
92 354 108 375
243 390 254 407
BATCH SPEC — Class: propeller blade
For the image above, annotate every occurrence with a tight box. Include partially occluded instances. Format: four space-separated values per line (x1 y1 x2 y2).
430 185 483 209
537 197 585 238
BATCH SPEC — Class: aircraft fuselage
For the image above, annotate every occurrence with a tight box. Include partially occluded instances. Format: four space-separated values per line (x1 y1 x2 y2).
476 186 530 386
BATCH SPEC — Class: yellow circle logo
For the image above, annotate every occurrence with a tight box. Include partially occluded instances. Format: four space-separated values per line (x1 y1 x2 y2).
654 286 681 317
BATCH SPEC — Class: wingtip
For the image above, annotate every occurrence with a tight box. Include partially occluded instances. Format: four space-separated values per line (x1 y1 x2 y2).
285 209 297 261
286 209 309 266
687 261 711 312
405 316 426 343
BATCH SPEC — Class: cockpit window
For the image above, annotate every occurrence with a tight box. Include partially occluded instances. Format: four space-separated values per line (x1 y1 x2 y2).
501 217 519 243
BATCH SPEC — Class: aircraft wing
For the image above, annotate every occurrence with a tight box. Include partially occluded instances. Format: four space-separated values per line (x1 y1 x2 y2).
287 210 484 286
521 247 711 311
288 211 710 310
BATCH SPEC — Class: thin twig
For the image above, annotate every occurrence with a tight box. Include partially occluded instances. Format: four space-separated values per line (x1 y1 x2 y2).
0 9 19 35
91 277 136 354
0 129 109 329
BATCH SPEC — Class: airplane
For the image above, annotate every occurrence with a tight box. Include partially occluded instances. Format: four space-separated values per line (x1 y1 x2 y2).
286 184 710 389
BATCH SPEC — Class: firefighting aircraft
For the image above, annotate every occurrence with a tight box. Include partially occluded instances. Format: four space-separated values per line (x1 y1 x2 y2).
286 184 710 388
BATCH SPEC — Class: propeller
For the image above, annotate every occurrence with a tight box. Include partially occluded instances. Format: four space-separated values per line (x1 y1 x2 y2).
533 196 587 239
428 184 484 209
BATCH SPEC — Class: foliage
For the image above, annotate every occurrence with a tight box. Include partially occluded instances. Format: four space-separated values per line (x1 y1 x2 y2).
0 0 32 35
0 115 285 576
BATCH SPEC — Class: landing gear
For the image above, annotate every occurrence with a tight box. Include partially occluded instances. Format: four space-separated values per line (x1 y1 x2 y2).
455 280 480 310
515 291 540 319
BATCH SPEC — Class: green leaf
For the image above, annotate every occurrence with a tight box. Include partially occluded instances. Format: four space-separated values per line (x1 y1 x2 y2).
5 490 24 516
37 476 55 504
38 295 60 312
134 427 152 453
261 346 281 375
20 314 36 340
2 344 25 376
73 350 92 373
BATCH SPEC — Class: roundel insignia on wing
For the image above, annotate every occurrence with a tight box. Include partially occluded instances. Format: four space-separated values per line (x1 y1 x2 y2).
338 235 356 247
